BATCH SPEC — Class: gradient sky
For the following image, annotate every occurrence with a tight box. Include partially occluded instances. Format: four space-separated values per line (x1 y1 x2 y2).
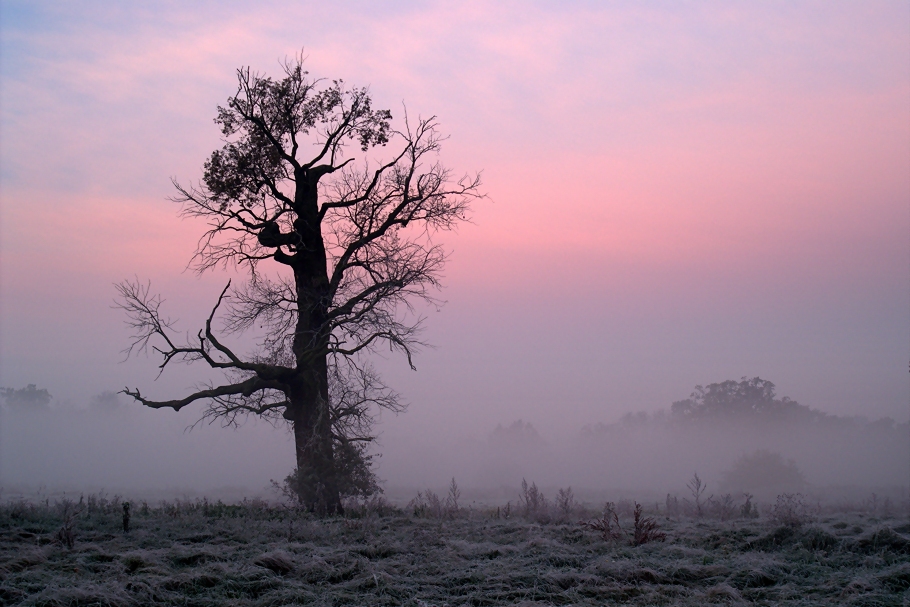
1 0 908 457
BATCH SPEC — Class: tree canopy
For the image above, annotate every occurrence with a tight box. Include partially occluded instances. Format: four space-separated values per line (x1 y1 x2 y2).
670 377 823 423
0 384 51 410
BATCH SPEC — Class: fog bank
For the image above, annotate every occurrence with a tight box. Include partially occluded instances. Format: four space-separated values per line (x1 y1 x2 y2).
2 388 905 507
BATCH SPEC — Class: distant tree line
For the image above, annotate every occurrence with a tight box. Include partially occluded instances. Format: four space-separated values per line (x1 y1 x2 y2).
670 377 820 422
0 384 51 410
583 376 905 435
0 386 125 412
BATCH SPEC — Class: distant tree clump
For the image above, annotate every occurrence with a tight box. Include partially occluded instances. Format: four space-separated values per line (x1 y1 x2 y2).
719 449 807 496
583 376 899 439
490 420 545 449
670 377 823 423
0 384 51 410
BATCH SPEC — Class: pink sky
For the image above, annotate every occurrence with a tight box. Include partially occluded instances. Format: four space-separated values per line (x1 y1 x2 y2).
1 0 908 443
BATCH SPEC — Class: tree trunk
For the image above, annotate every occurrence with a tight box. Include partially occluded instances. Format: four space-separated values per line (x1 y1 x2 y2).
288 171 341 514
289 366 342 514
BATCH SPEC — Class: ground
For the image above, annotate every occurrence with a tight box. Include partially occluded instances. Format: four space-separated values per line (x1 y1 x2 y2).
1 496 908 606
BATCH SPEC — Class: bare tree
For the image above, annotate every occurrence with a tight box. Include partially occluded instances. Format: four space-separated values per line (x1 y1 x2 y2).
116 56 482 513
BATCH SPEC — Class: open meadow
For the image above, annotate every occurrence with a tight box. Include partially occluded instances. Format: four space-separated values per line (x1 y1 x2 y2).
2 492 909 606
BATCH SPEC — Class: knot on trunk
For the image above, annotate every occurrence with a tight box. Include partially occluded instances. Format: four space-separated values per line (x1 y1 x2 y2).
258 222 290 248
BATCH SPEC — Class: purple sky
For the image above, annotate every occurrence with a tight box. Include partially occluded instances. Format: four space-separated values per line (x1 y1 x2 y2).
1 0 908 452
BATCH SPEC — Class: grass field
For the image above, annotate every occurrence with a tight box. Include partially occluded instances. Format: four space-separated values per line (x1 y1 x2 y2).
2 494 909 606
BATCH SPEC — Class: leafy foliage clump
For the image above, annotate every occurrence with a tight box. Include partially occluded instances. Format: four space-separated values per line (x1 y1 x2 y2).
275 441 382 506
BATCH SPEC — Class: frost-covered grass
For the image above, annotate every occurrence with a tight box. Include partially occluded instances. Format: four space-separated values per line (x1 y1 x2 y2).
1 495 909 606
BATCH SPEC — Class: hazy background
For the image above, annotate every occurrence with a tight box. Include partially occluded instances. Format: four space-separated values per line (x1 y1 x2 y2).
1 1 908 502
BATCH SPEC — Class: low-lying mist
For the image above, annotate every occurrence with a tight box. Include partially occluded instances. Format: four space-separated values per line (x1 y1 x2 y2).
378 415 907 504
1 378 906 507
0 390 293 502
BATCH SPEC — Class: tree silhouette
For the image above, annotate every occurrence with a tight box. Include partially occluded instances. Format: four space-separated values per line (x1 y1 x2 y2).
670 376 822 422
117 56 481 513
0 384 51 410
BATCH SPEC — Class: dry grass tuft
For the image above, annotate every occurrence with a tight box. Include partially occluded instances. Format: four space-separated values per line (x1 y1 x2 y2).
253 550 295 575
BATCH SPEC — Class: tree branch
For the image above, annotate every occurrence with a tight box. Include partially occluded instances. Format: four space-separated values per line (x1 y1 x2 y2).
121 375 287 412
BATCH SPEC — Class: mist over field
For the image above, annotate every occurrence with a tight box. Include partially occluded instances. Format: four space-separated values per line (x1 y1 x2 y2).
2 381 905 508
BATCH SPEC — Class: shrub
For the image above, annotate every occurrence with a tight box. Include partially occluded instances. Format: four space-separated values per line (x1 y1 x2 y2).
631 502 666 546
769 493 814 528
408 490 446 519
710 494 736 521
555 487 576 521
740 493 758 519
581 502 665 546
580 502 623 542
519 478 549 522
272 442 382 510
54 498 82 549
